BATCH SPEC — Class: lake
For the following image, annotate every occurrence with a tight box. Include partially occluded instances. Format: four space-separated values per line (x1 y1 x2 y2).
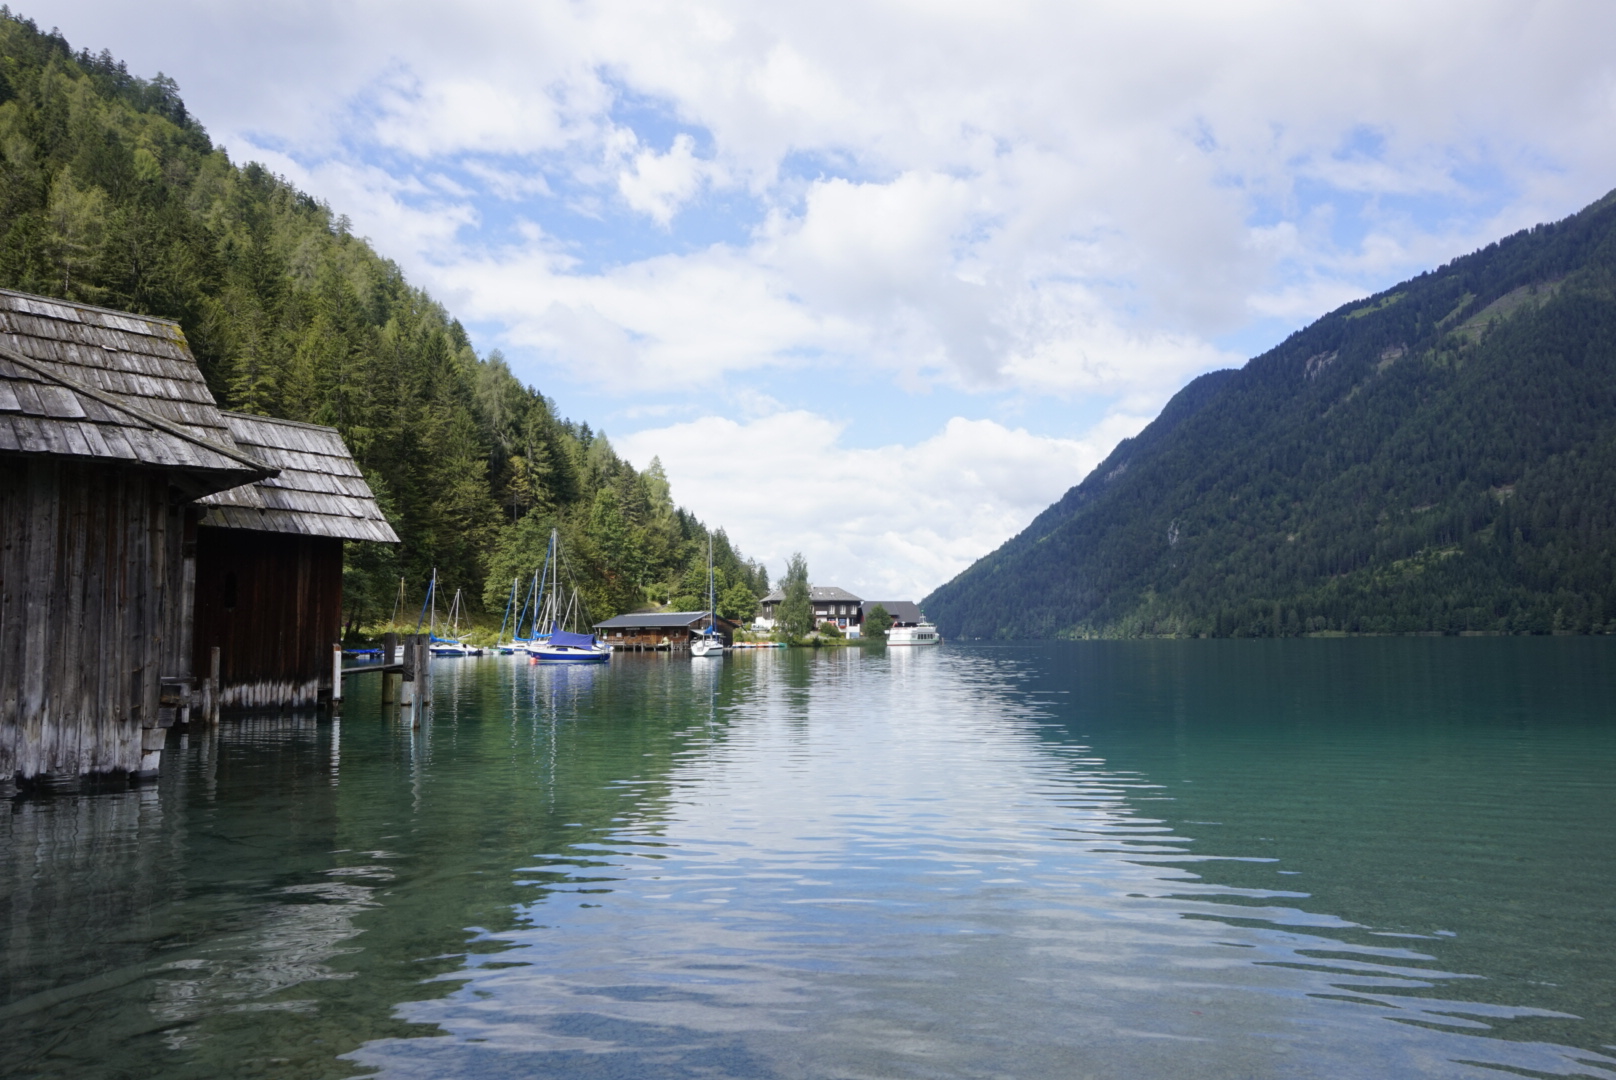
2 639 1614 1079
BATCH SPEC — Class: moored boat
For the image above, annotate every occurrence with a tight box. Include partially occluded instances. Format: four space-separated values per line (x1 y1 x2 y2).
887 621 941 646
690 537 726 657
530 627 610 663
527 528 611 664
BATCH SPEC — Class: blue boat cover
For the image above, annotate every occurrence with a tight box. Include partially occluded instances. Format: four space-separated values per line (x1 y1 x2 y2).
547 627 597 649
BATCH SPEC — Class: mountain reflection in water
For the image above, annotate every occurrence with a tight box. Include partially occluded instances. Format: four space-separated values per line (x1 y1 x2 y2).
2 640 1614 1079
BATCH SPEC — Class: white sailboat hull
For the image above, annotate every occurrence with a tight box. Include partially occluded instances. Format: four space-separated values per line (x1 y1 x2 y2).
531 643 610 663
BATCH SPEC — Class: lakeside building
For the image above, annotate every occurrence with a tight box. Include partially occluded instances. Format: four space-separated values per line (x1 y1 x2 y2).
0 289 397 791
195 412 398 709
861 600 924 628
0 290 273 786
757 586 864 633
594 611 738 650
754 589 928 636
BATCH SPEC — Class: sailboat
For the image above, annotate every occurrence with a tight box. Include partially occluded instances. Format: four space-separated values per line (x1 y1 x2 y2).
448 587 484 655
420 569 471 653
508 570 539 655
509 543 555 656
528 528 611 664
690 537 725 657
494 576 519 654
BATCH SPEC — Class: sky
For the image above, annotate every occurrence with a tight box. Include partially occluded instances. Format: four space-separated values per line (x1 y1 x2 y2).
40 0 1616 599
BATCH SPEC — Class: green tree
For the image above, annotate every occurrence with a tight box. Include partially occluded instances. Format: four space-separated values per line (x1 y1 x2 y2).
778 553 812 639
864 602 891 640
719 580 757 623
44 165 106 300
586 488 644 617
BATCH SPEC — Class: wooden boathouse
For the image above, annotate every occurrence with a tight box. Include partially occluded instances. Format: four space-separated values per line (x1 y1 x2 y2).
593 611 738 650
0 290 275 789
193 412 397 709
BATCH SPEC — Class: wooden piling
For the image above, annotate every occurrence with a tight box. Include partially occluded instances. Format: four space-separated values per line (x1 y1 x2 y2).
381 632 399 704
400 633 416 707
419 635 432 707
209 646 221 725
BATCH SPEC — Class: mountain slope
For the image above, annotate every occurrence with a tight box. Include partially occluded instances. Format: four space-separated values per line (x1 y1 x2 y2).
924 187 1616 638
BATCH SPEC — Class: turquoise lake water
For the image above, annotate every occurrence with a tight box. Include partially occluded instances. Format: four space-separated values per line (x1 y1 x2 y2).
2 639 1614 1078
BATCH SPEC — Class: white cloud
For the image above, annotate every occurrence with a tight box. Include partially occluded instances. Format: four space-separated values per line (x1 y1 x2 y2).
69 0 1612 406
618 410 1149 599
618 133 713 224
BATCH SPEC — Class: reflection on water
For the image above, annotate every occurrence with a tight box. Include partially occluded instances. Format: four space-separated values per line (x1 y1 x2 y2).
2 641 1614 1079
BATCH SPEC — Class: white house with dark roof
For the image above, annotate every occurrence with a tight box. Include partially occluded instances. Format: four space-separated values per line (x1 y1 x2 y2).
757 585 864 632
862 600 925 628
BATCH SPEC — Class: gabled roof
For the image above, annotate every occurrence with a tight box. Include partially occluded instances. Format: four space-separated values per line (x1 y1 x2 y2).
0 289 274 496
863 600 924 626
594 611 735 630
760 585 863 604
810 586 862 603
198 412 398 542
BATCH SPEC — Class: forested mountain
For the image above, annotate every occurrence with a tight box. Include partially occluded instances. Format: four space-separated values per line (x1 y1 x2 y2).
925 186 1616 638
0 12 767 629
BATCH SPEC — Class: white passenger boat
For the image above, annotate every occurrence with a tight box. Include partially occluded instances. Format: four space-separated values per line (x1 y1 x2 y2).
887 621 941 646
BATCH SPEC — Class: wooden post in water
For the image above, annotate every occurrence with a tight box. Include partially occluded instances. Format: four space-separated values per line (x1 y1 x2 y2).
331 644 343 709
411 634 428 728
400 633 416 707
419 634 432 708
208 646 221 725
381 632 398 704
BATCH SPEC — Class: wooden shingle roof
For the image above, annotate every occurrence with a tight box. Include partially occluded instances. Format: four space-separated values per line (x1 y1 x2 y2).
594 611 735 630
0 289 273 496
198 412 399 543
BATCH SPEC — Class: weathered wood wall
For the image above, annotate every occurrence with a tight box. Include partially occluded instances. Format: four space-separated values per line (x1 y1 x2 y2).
598 623 735 650
192 529 341 710
602 628 682 649
0 458 180 781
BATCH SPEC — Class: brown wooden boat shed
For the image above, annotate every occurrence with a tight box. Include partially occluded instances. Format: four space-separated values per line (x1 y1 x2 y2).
0 290 274 789
593 611 737 650
194 412 398 709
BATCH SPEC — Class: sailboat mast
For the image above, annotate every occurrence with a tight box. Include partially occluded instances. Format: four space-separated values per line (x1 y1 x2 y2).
498 576 517 645
544 529 559 633
416 570 435 632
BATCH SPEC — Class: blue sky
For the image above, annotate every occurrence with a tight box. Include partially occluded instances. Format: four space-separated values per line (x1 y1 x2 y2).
45 0 1616 597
